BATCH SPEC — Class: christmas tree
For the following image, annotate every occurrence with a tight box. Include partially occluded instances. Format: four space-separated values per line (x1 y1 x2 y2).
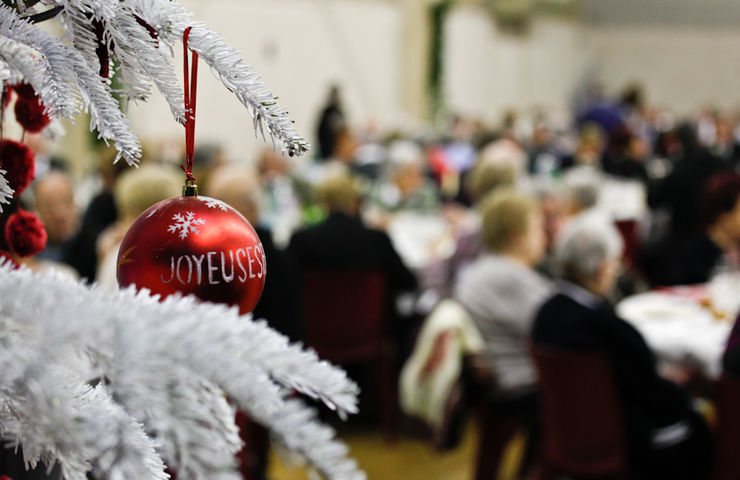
0 1 362 479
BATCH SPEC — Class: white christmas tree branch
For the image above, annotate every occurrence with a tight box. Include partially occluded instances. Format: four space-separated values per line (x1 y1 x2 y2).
0 5 142 164
0 37 65 119
0 263 364 480
0 342 167 480
0 169 13 212
0 2 310 161
0 5 79 118
111 366 243 480
57 0 186 122
132 0 310 157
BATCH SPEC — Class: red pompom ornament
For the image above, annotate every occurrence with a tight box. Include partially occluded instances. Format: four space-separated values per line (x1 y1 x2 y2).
12 83 36 99
0 139 35 195
5 209 47 258
117 194 266 314
14 95 51 133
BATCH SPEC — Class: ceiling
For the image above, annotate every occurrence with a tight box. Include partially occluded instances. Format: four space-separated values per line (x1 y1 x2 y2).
581 0 740 27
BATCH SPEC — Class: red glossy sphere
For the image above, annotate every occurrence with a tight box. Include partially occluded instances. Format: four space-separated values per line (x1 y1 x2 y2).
117 195 266 314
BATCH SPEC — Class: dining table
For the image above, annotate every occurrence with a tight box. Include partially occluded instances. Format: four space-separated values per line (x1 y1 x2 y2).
617 280 738 378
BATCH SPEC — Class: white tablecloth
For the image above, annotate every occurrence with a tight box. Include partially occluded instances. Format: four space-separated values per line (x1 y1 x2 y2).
617 291 733 378
387 212 456 270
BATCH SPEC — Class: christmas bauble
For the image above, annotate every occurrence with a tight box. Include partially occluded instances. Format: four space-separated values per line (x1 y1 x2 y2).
117 195 266 314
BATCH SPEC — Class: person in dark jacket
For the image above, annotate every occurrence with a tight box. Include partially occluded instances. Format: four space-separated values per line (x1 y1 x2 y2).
288 174 417 297
316 85 346 161
666 171 740 285
289 174 417 422
532 214 713 480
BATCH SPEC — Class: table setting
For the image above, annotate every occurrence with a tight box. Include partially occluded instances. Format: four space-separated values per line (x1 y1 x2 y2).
617 273 739 378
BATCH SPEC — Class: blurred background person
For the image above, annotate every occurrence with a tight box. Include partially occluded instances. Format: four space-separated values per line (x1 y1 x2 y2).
666 171 740 285
532 214 713 480
316 84 346 161
368 140 439 217
206 163 300 342
29 169 80 277
289 174 417 300
96 164 181 287
453 189 551 461
441 157 518 295
255 147 303 248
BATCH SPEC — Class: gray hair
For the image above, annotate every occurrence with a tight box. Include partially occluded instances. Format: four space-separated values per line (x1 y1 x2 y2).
554 213 623 282
563 166 601 211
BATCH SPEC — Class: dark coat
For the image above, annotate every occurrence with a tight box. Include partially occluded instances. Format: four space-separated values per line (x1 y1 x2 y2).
665 233 724 286
531 288 712 479
288 212 417 295
252 227 301 342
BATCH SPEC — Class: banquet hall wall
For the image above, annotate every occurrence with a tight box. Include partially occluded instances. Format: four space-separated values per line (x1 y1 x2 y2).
119 0 740 166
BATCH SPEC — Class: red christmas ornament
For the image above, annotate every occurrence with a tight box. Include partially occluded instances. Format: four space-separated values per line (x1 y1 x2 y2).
117 195 266 314
5 209 47 258
14 95 51 133
0 139 35 195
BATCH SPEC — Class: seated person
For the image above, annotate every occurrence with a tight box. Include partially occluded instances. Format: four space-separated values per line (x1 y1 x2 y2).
441 159 518 295
453 189 552 402
289 175 418 420
96 164 181 286
667 171 740 285
368 140 439 216
288 174 417 303
29 170 80 278
724 313 740 377
206 164 300 342
532 214 712 480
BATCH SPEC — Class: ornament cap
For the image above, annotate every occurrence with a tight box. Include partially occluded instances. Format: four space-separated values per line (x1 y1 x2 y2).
182 178 198 197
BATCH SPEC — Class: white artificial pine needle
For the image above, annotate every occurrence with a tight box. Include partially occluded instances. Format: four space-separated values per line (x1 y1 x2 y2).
0 262 365 480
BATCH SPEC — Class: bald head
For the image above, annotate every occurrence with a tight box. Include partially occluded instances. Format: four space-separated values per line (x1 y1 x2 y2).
34 170 78 244
206 165 262 225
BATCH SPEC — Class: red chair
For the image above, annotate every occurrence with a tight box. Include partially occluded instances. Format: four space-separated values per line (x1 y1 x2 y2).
531 347 630 480
474 405 523 480
714 374 740 480
301 270 397 439
614 219 639 270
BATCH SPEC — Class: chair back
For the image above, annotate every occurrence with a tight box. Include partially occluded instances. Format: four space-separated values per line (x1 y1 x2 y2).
715 374 740 480
531 346 629 477
301 270 388 362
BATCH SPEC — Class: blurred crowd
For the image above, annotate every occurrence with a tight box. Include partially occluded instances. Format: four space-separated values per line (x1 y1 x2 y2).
14 83 740 479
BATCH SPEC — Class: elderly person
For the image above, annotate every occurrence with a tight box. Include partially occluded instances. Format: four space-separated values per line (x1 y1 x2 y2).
369 140 439 215
454 189 551 401
33 170 79 263
26 170 80 278
96 164 181 286
531 214 712 480
440 160 518 295
562 165 601 216
289 174 417 298
206 164 300 342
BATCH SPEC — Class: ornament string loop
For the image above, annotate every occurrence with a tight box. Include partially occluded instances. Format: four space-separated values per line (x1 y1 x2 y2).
181 26 199 187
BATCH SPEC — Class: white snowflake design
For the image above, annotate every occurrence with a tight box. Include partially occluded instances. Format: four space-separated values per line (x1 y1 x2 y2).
203 198 228 211
167 212 206 240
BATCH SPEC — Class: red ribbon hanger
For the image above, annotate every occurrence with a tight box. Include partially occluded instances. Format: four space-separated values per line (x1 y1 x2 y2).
181 26 198 184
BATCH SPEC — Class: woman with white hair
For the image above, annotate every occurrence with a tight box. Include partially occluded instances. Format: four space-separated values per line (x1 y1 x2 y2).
531 214 712 479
